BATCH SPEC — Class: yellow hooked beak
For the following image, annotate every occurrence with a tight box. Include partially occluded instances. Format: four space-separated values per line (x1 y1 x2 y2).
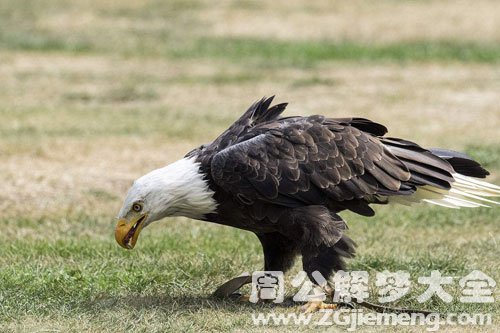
115 214 147 249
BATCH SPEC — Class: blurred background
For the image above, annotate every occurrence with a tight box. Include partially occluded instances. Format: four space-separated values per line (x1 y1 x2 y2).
1 1 499 331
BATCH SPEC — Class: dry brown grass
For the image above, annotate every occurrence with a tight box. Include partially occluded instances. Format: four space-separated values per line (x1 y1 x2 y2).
2 52 499 219
205 0 500 43
28 0 500 44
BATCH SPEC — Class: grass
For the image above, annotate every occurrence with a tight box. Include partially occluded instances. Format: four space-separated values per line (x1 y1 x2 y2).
3 33 500 65
171 38 500 66
1 206 498 332
1 0 499 332
466 145 500 170
2 2 500 66
0 106 233 141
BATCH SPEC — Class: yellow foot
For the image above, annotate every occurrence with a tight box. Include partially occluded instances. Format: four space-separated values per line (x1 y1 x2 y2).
300 301 338 313
227 292 252 302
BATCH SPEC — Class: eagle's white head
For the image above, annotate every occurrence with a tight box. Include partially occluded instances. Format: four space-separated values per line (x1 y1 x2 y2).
115 157 217 249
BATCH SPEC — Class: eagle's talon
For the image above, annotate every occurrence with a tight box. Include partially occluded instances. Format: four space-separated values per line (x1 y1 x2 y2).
228 292 243 301
300 301 338 313
228 292 251 302
238 294 250 302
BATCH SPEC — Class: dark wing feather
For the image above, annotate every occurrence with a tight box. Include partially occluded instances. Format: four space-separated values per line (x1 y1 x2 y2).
335 117 388 136
381 138 455 189
429 148 489 178
208 96 287 150
186 96 288 163
210 116 413 216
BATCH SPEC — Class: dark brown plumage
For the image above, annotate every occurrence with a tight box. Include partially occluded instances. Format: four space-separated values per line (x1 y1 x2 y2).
184 96 494 281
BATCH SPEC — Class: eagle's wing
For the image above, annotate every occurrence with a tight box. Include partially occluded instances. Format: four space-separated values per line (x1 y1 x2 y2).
187 96 288 161
210 116 416 216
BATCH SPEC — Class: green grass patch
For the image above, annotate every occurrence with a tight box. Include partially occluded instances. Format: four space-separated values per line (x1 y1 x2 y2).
64 85 159 103
3 29 500 65
171 38 500 66
99 0 202 19
1 202 498 330
466 145 500 171
0 30 93 53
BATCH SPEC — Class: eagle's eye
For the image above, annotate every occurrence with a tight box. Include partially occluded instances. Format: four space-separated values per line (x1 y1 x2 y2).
132 203 143 213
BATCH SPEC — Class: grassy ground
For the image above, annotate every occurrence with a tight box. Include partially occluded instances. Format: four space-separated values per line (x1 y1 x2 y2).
1 1 499 332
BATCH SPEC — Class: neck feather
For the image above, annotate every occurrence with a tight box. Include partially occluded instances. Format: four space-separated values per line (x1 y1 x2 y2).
137 157 217 221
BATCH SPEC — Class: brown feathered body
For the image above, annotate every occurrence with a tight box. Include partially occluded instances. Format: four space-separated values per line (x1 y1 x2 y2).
186 97 496 280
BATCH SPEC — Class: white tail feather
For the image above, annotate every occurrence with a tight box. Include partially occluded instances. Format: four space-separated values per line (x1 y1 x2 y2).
390 173 500 208
449 188 500 205
422 199 460 209
454 173 500 191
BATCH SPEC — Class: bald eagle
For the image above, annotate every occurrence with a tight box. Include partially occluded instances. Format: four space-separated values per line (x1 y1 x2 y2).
115 96 499 307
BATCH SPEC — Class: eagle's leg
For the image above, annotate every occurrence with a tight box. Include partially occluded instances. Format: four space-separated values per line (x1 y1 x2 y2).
257 232 298 274
299 236 356 313
213 233 298 301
